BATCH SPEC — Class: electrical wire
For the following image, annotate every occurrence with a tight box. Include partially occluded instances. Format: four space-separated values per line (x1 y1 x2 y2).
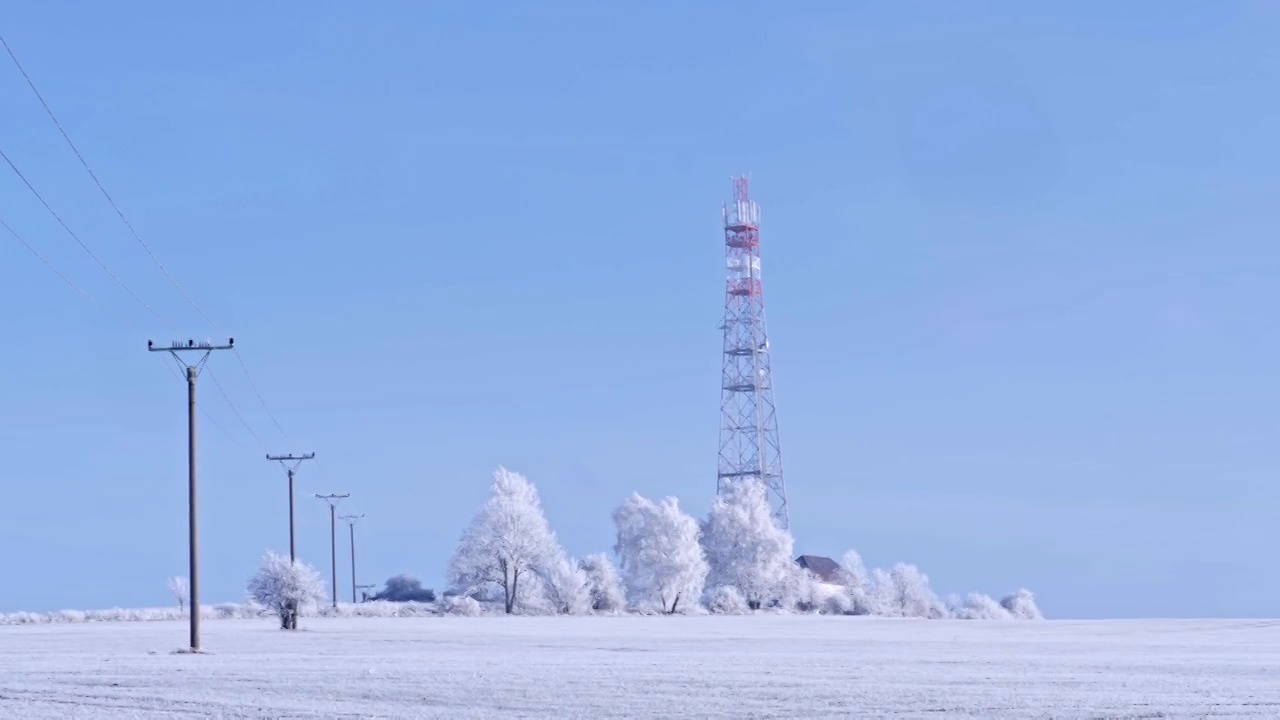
0 213 247 448
0 148 268 446
0 31 294 443
0 147 169 328
0 215 98 304
0 32 222 331
206 367 265 447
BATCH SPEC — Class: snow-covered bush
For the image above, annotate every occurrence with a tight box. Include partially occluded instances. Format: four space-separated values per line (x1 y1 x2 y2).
0 601 452 625
706 585 751 614
955 592 1013 620
613 493 708 614
701 479 796 610
1001 588 1043 620
318 600 439 618
447 467 563 614
441 594 484 617
166 576 189 613
818 587 854 615
580 552 626 613
246 550 326 630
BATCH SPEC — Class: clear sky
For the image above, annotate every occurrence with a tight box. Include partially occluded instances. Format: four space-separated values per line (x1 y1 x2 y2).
0 1 1276 619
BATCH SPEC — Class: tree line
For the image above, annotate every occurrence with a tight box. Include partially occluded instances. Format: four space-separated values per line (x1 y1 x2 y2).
227 467 1041 629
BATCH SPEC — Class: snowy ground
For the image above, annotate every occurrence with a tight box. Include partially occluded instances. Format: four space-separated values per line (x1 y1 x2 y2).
0 615 1276 718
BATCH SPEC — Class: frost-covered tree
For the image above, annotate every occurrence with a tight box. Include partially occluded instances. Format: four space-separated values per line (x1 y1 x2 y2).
537 555 592 615
889 563 950 619
246 551 325 630
580 552 626 613
834 550 874 615
613 493 708 614
166 576 189 614
866 567 897 616
447 467 562 614
701 479 796 610
1001 588 1044 620
836 550 868 590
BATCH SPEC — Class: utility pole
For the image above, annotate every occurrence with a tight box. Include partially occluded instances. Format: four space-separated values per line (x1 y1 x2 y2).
315 493 349 608
147 338 235 653
265 453 315 563
340 514 364 604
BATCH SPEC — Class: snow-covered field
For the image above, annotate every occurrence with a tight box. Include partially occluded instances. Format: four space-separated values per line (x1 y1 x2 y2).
0 615 1275 718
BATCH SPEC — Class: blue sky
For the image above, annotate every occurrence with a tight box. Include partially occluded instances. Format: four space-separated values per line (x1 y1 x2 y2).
1 1 1277 618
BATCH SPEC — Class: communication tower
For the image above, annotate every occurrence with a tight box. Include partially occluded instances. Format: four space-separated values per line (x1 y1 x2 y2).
716 176 789 528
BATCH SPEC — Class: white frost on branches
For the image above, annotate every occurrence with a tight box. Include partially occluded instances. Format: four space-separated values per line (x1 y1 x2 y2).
166 576 189 613
888 563 950 619
866 567 897 616
701 479 796 610
246 551 325 630
833 550 874 615
954 592 1013 620
447 467 562 614
706 585 751 614
580 553 626 613
537 555 593 615
613 493 708 614
1001 588 1044 620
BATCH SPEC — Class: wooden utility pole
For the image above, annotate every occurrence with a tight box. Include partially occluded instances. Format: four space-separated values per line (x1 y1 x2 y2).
267 453 313 630
315 493 349 608
340 514 364 604
147 338 234 653
265 453 315 563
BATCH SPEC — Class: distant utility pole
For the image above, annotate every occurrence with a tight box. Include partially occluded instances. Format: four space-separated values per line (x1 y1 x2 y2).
315 493 350 608
356 584 376 603
340 514 364 604
147 338 235 653
265 453 315 562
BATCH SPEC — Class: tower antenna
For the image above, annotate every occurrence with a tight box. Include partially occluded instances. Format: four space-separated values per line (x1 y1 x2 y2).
716 176 789 527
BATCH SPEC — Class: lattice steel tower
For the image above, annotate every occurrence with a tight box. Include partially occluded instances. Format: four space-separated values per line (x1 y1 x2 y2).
716 175 788 528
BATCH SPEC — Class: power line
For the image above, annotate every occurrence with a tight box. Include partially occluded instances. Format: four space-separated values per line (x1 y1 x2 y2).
232 350 290 439
0 215 98 304
0 32 294 443
0 32 222 332
206 367 265 447
1 147 263 446
0 213 248 449
0 147 169 328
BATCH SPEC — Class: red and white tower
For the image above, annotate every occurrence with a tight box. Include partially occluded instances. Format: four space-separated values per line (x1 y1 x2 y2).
716 176 789 528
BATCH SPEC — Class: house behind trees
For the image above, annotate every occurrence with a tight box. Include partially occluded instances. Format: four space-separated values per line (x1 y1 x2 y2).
795 555 841 584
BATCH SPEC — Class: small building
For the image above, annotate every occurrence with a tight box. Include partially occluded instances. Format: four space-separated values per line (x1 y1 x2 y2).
795 555 841 584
